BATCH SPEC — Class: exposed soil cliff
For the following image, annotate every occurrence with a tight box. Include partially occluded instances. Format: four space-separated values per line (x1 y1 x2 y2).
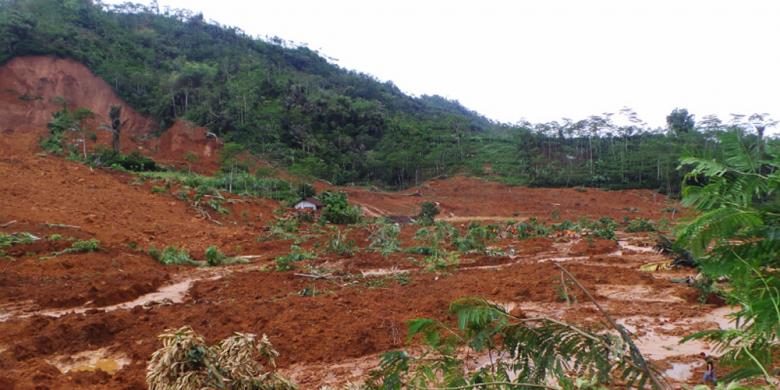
0 56 220 172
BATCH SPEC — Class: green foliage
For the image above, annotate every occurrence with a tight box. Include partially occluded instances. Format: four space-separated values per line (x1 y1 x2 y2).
139 171 296 202
274 245 315 271
667 107 695 134
318 191 361 225
265 216 300 241
204 245 246 266
677 131 780 384
151 246 200 266
368 220 401 257
326 227 356 257
417 202 439 225
367 297 662 389
0 1 735 191
453 222 498 253
0 232 37 248
579 217 618 240
413 221 460 270
88 147 159 172
624 218 657 233
295 183 316 200
510 218 550 239
62 238 100 253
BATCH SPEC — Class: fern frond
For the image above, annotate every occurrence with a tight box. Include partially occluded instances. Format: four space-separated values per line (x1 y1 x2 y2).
676 207 763 256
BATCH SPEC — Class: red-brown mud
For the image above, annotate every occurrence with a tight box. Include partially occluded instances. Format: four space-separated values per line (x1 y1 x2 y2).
0 56 724 389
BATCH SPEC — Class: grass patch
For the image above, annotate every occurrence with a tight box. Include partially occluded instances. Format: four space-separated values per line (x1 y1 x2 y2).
150 246 200 266
138 171 296 202
204 245 247 266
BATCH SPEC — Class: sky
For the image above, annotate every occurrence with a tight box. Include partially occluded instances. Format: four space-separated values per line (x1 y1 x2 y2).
106 0 780 129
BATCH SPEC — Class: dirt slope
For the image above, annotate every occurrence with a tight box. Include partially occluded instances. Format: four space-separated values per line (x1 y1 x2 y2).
0 56 220 172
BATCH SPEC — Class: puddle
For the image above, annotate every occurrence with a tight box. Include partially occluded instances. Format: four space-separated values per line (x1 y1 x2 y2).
618 240 659 254
627 307 737 360
360 267 407 277
1 274 222 322
40 277 202 318
664 361 700 381
47 347 130 375
538 255 590 263
597 285 684 303
281 352 385 389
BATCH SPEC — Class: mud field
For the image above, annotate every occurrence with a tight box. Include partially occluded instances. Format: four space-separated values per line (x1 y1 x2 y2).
0 153 730 389
0 56 729 389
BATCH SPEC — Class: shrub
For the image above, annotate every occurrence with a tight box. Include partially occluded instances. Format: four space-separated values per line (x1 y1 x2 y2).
153 246 200 266
453 222 498 253
417 202 439 225
318 191 361 225
139 171 297 202
296 182 316 200
512 218 550 238
39 132 65 155
592 217 618 240
204 246 247 266
326 228 356 257
88 147 158 171
625 218 657 233
0 232 37 248
368 221 401 257
274 245 315 271
61 239 100 254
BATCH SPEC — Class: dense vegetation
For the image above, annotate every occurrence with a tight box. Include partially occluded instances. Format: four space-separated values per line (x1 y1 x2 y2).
677 132 780 384
0 0 775 192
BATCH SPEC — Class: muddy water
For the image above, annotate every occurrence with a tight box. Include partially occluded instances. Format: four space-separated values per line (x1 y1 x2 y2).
623 306 736 363
40 277 201 318
47 347 131 375
596 285 684 303
665 362 700 381
360 267 407 277
0 261 280 321
0 274 220 322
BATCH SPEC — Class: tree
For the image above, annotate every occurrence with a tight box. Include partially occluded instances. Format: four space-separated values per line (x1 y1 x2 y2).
184 151 199 173
102 105 126 154
748 113 778 159
417 201 439 225
318 191 361 224
666 108 695 135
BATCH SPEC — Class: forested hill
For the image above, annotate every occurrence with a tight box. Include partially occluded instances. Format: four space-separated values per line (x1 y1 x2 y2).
0 0 771 191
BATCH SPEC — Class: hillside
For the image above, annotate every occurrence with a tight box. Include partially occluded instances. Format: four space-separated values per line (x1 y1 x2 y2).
0 0 497 186
0 0 739 192
0 55 222 172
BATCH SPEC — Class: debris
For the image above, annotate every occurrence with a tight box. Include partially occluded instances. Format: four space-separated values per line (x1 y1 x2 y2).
43 223 81 229
639 260 674 272
0 220 17 228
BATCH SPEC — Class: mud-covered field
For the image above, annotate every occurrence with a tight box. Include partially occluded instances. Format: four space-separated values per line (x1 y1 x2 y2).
0 151 731 389
0 56 731 389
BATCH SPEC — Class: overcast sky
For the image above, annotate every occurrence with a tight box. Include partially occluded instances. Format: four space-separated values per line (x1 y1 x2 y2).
106 0 780 128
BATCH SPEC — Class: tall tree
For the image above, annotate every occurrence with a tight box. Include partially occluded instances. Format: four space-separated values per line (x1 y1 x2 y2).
666 108 695 135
